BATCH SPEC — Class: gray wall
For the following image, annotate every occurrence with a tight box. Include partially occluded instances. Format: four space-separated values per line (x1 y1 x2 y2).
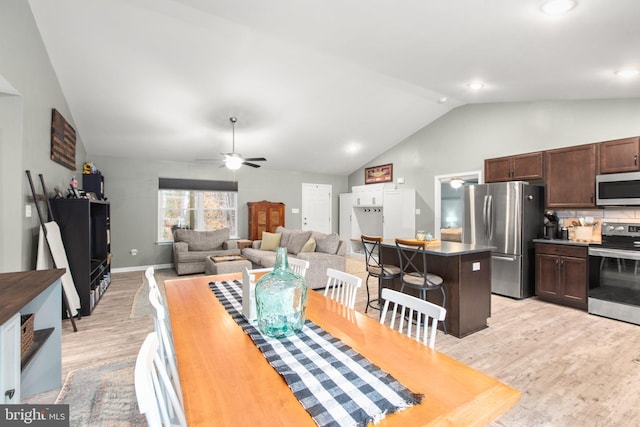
0 0 86 273
91 155 348 268
349 99 640 234
5 1 640 273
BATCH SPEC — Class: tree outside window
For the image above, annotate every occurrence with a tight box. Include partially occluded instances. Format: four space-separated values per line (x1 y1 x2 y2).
158 190 237 241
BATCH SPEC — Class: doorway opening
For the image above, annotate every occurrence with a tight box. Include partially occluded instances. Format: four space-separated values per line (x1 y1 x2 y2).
434 171 482 240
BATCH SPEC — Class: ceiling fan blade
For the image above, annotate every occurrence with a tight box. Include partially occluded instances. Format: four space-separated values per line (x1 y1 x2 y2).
194 158 223 162
243 157 266 162
243 162 261 168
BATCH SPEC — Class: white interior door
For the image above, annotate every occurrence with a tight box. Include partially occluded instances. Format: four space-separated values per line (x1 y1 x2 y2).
302 183 331 233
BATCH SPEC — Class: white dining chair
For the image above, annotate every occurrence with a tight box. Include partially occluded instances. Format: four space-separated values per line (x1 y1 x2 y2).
288 257 310 277
379 288 446 349
323 268 362 310
145 266 160 292
135 332 187 427
148 277 183 407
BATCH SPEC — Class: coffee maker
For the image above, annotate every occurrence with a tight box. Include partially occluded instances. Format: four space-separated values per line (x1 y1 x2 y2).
543 210 558 239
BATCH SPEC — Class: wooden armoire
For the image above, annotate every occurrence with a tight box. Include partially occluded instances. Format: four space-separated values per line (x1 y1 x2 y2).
247 200 285 240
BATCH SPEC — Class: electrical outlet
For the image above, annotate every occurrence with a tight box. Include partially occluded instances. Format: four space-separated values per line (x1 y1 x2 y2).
130 249 138 256
472 262 480 271
25 205 32 218
415 208 421 215
292 208 300 214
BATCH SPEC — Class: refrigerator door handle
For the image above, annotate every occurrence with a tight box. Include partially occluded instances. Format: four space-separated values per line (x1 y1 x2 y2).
487 194 493 241
483 195 489 239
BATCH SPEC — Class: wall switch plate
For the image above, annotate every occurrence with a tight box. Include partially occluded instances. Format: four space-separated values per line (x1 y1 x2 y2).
291 208 300 214
25 204 32 218
415 208 421 215
397 177 405 184
472 262 481 271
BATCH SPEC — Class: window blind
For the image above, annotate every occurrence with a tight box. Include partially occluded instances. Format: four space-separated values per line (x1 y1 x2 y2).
158 178 238 192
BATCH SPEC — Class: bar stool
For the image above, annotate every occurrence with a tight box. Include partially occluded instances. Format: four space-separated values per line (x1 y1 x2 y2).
361 235 401 313
395 238 447 335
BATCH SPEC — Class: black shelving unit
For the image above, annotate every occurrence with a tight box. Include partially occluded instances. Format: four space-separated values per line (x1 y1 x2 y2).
83 174 105 200
50 198 111 316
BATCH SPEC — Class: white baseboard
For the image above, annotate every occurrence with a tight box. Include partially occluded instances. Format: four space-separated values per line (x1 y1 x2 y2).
111 263 173 273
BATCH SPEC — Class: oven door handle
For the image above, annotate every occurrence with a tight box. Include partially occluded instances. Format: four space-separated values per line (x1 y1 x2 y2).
589 247 640 260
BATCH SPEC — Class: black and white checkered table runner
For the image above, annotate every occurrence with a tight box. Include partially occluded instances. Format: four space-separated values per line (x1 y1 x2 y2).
210 280 423 427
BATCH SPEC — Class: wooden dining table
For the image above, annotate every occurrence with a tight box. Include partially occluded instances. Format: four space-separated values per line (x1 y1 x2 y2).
164 273 520 426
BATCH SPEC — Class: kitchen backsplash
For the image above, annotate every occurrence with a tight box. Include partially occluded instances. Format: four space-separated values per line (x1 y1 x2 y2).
555 208 640 225
551 208 640 242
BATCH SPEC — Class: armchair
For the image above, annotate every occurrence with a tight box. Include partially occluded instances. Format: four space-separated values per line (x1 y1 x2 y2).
172 228 241 275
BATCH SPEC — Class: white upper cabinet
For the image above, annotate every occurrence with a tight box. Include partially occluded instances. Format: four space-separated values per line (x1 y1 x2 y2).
352 183 388 207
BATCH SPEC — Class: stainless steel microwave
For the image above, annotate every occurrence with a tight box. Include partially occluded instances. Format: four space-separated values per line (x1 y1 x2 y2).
596 171 640 206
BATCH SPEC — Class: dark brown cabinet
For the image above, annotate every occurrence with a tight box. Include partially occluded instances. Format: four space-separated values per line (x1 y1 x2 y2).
485 152 544 183
50 199 111 316
247 200 285 240
545 143 598 208
535 243 588 309
599 136 640 174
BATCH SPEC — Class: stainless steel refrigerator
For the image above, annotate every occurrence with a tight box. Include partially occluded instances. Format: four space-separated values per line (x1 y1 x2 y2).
462 181 544 299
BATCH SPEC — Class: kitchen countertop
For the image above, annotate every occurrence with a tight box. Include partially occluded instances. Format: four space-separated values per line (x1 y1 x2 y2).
533 238 598 247
381 239 494 256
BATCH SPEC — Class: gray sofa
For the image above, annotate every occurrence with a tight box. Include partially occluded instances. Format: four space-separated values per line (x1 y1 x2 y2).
242 226 347 290
173 228 241 275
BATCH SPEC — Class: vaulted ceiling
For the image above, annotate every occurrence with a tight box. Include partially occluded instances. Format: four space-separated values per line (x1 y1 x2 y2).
28 0 640 175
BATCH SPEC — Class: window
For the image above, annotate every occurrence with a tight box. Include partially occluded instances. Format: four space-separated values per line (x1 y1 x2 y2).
157 189 238 242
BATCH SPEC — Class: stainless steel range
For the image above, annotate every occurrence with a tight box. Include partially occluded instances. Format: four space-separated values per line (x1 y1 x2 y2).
588 222 640 325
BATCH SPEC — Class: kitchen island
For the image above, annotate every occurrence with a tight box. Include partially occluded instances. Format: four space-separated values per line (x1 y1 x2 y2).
380 240 494 338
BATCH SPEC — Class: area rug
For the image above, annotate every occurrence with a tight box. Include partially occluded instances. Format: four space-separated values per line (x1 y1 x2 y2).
130 269 174 318
130 274 151 319
56 358 147 426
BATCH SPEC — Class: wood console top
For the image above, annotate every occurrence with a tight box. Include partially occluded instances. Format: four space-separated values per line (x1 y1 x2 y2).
0 269 65 324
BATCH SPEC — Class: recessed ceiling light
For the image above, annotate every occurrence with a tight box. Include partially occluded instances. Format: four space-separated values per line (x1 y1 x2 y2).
467 82 485 90
345 142 361 154
541 0 577 16
438 97 448 104
614 68 640 79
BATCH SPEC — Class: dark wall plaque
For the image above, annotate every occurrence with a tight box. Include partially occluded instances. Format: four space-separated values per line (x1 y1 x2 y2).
50 108 76 170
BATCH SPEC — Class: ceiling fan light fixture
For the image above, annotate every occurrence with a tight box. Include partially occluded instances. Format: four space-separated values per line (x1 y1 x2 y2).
225 155 243 170
450 178 465 189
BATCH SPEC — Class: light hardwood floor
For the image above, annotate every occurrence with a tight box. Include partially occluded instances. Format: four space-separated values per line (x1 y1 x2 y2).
39 257 640 425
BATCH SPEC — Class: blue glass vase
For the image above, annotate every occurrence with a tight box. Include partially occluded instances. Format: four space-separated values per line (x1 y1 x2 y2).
255 247 307 338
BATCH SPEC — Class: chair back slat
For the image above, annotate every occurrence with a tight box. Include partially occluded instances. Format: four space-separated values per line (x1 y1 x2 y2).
323 268 362 309
379 288 446 349
288 257 310 277
146 267 183 407
135 332 187 427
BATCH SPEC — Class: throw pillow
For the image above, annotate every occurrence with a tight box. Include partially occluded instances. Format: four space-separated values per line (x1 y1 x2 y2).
300 236 316 253
260 232 282 251
315 233 340 254
286 230 312 254
276 226 291 248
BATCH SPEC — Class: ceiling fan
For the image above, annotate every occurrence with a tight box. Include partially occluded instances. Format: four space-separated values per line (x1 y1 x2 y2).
216 117 267 170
